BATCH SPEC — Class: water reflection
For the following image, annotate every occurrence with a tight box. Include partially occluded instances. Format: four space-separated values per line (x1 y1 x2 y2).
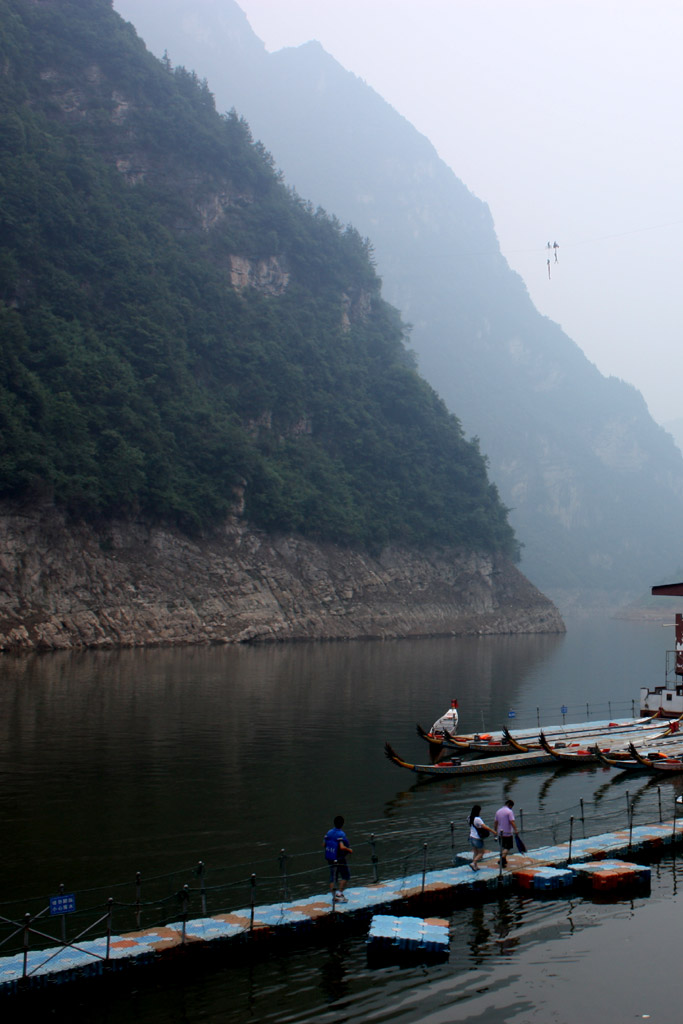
1 616 682 1023
6 854 683 1024
0 632 576 900
1 626 677 897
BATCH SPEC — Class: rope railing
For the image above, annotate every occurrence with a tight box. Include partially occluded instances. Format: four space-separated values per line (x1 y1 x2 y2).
497 697 645 732
0 783 679 963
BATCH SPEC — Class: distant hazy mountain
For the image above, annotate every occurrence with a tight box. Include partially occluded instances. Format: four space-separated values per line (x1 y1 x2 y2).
663 419 683 455
113 0 683 607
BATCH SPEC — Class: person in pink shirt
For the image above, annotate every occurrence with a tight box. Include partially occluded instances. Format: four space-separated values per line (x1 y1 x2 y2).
494 799 519 868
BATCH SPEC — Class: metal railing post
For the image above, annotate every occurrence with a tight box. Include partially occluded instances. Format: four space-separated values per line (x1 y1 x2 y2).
278 850 289 902
180 885 189 944
22 913 31 980
58 882 67 943
197 861 207 915
105 898 113 961
568 816 574 864
135 871 142 929
421 843 428 893
628 802 634 851
673 795 678 845
658 787 663 823
250 874 256 932
370 834 379 882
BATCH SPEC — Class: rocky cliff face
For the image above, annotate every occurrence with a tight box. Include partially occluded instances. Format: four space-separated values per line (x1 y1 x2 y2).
0 503 563 650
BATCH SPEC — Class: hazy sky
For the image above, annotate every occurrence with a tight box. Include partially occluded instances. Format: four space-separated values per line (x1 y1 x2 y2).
117 1 683 425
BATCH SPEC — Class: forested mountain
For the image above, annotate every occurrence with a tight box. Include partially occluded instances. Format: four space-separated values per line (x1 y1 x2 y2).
0 0 517 559
115 0 683 605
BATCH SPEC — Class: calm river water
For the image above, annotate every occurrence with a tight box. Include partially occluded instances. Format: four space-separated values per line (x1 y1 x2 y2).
2 613 683 1022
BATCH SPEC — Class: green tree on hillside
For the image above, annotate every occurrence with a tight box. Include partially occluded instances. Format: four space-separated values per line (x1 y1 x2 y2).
0 0 518 558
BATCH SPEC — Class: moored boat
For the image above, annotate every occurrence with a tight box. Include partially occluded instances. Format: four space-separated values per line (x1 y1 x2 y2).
538 733 643 765
416 722 516 757
537 718 680 764
501 716 673 753
418 712 667 758
624 740 683 773
538 732 603 764
409 591 683 773
384 742 555 777
629 755 683 773
592 740 683 771
593 746 644 771
640 583 683 717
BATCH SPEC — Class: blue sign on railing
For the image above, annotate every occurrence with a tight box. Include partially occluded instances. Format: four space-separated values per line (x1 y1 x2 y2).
508 710 516 718
49 894 76 916
561 706 568 715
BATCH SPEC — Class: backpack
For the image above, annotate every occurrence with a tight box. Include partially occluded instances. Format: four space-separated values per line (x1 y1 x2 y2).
324 834 340 862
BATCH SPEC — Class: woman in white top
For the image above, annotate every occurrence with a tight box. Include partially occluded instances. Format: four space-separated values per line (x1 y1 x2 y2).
468 804 495 871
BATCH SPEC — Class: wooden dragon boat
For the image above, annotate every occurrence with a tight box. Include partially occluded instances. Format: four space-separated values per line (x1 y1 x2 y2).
417 712 667 757
506 714 673 751
624 741 683 773
537 720 678 764
538 732 607 764
592 745 661 771
593 745 644 771
415 723 514 758
592 733 683 770
384 742 555 777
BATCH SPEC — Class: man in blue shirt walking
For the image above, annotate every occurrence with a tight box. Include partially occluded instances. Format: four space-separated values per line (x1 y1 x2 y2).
324 815 353 902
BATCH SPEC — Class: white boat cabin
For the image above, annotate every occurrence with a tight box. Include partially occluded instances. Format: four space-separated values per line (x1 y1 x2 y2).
641 590 683 717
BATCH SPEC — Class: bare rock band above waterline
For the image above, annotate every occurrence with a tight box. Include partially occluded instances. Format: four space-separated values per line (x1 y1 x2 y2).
0 502 564 651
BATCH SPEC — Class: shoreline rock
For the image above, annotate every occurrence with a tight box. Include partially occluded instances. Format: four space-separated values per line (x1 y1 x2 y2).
0 503 564 651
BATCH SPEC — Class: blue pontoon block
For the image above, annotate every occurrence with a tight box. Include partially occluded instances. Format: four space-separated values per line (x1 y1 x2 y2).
514 865 573 892
367 915 449 954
